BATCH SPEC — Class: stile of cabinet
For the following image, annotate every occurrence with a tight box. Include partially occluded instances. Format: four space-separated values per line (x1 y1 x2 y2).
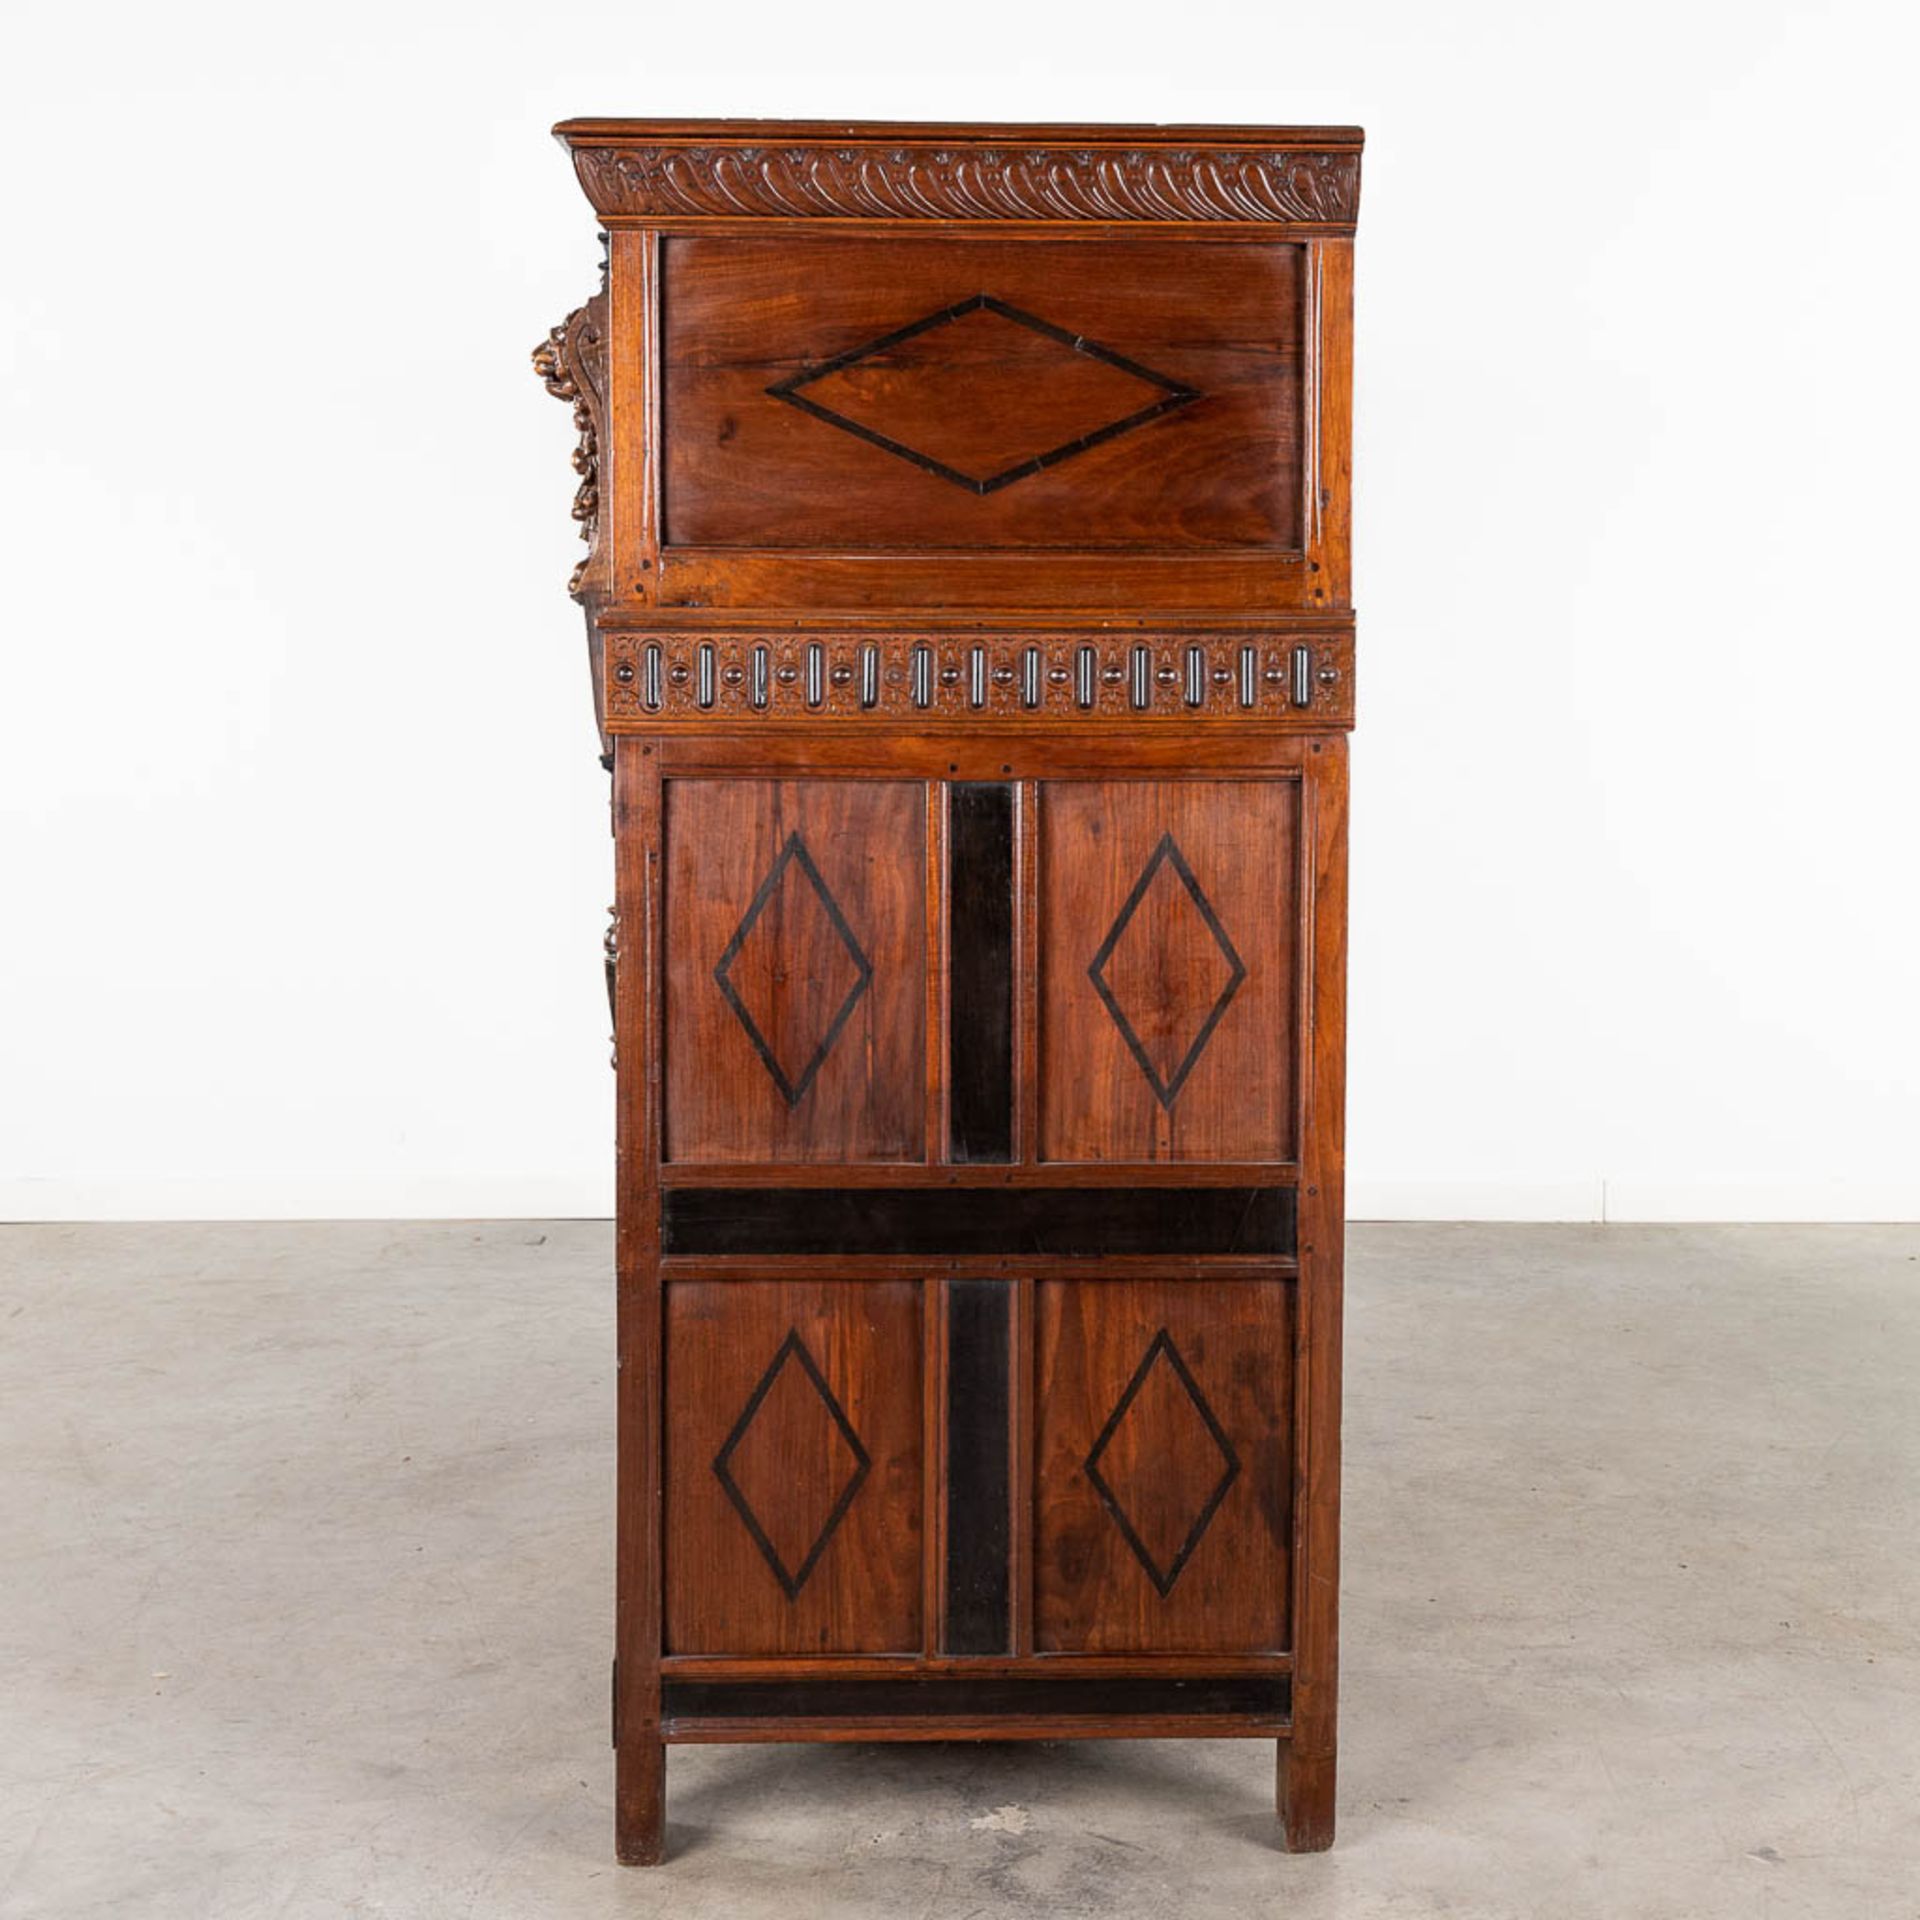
535 118 1361 1863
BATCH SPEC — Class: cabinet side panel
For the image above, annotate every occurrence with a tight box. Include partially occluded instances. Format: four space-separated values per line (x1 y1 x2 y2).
665 1280 924 1654
1039 779 1298 1162
664 779 926 1162
661 236 1303 553
1034 1277 1292 1652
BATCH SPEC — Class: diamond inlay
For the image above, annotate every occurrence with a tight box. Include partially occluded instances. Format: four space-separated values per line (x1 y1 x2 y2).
1087 832 1248 1109
714 831 873 1109
767 295 1201 495
713 1329 872 1600
1085 1329 1241 1597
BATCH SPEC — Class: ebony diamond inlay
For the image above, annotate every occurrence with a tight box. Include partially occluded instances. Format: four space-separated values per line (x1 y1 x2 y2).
1085 1329 1241 1598
713 1329 872 1600
1088 833 1248 1109
714 832 873 1109
767 295 1201 495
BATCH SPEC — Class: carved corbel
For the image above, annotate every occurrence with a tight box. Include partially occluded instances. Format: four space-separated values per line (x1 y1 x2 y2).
531 293 610 601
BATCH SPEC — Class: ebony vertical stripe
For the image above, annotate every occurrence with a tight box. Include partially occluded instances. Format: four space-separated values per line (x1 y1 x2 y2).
947 784 1015 1162
943 1280 1012 1654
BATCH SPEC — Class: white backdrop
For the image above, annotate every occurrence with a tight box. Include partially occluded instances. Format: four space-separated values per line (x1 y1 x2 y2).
3 0 1915 1222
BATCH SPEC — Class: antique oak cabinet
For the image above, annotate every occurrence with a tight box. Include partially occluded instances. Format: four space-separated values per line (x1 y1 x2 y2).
534 118 1361 1864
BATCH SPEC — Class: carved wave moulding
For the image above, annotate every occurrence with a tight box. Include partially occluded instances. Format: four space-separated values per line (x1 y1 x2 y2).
569 144 1360 226
603 634 1353 723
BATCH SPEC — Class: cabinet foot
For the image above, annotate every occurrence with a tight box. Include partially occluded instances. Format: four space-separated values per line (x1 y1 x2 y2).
1277 1743 1335 1852
615 1736 666 1865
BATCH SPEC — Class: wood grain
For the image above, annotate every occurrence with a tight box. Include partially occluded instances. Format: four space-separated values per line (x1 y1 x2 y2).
1034 1278 1292 1653
663 779 926 1162
665 1279 923 1654
662 235 1302 552
1280 734 1349 1850
1039 779 1298 1162
612 740 663 1862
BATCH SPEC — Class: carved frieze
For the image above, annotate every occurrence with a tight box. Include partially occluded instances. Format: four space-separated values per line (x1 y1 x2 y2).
602 632 1353 726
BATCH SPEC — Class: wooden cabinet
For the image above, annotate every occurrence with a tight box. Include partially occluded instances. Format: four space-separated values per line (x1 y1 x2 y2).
536 117 1361 1863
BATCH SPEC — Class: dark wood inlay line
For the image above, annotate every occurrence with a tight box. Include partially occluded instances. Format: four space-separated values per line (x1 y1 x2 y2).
947 784 1015 1163
765 294 1201 496
943 1281 1012 1654
661 1186 1297 1258
711 831 873 1109
662 1674 1289 1724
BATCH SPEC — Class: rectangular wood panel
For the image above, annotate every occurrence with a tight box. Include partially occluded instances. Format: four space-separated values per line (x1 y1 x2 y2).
665 1280 923 1655
661 235 1303 552
664 779 926 1163
1034 1278 1292 1653
1038 780 1298 1162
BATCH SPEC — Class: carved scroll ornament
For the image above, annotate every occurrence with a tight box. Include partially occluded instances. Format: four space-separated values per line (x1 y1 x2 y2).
531 293 610 600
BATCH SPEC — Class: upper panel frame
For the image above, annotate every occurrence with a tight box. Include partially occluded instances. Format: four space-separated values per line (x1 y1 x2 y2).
557 121 1359 625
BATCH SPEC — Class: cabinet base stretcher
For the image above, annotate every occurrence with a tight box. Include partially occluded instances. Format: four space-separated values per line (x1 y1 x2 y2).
617 1715 1335 1863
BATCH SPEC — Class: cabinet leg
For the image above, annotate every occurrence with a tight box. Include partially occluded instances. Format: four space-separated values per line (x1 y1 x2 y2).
615 1734 666 1865
1277 1742 1335 1852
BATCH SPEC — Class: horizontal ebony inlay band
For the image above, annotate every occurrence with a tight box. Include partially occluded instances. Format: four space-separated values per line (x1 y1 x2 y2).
947 785 1015 1164
662 1675 1290 1725
662 1187 1296 1257
943 1281 1012 1654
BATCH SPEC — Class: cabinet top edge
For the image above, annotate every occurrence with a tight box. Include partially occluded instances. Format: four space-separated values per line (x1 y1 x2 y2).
556 122 1362 227
553 118 1365 148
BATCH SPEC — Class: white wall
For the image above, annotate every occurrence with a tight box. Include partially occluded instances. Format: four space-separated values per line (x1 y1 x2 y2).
2 0 1914 1222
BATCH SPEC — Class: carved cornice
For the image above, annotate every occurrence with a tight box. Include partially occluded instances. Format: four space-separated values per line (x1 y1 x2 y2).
530 293 610 601
566 143 1359 228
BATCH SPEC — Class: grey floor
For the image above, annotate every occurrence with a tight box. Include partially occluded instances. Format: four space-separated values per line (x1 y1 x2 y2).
2 1223 1917 1920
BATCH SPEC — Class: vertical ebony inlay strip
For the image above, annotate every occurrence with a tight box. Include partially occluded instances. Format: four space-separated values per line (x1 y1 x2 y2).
947 784 1014 1164
944 1280 1012 1655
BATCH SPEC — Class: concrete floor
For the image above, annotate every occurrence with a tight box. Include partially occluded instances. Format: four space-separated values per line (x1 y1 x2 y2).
2 1223 1916 1920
